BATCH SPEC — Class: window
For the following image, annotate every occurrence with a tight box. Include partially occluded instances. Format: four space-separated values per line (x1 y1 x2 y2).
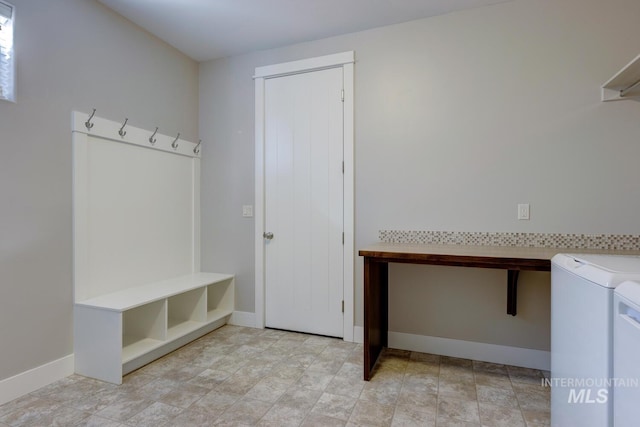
0 0 14 102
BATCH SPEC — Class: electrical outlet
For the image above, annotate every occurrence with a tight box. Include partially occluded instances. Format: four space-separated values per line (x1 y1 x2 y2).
242 205 253 218
518 204 530 220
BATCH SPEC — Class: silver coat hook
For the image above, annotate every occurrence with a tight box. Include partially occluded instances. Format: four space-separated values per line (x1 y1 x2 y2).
118 118 128 137
149 127 158 145
193 139 201 154
171 133 180 150
85 109 96 130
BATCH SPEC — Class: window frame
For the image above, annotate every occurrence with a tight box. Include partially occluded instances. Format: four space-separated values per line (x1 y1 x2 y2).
0 0 15 103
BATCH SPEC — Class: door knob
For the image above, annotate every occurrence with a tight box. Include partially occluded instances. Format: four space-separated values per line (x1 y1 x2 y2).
263 232 274 240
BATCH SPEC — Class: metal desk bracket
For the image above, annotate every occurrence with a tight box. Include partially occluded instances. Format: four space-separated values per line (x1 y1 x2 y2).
507 270 520 316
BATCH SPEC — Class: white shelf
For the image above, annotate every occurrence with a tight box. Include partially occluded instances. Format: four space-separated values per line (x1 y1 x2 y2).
122 337 164 364
207 308 234 323
602 53 640 101
167 320 206 340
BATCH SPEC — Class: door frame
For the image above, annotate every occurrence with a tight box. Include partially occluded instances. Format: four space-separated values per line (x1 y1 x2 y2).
254 51 355 341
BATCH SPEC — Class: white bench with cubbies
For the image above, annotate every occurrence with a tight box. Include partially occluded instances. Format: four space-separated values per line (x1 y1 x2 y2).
74 273 234 384
72 111 235 385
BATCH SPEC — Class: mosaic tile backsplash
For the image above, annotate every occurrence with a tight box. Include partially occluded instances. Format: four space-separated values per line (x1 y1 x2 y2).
378 230 640 251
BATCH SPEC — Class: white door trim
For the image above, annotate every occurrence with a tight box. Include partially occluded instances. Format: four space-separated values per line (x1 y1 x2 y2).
254 51 355 342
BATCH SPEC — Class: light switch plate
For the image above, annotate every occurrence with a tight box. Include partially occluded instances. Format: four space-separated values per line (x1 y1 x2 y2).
242 205 253 218
518 203 530 220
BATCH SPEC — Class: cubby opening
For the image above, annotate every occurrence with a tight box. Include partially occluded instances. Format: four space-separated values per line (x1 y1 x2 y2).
122 300 166 363
207 277 234 322
167 287 207 339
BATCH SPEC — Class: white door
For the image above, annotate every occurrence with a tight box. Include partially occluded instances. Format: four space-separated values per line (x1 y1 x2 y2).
264 67 344 337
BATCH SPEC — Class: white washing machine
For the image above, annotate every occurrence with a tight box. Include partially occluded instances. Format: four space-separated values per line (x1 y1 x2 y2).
551 254 640 427
613 280 640 426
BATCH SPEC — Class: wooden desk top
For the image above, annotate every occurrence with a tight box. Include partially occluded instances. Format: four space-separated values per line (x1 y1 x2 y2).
359 243 640 271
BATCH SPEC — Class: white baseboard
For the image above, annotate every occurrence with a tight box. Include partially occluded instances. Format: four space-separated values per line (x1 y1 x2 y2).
228 311 256 328
389 331 550 371
0 354 75 405
352 326 364 344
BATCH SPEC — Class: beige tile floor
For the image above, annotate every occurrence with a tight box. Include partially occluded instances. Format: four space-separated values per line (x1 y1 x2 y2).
0 325 550 426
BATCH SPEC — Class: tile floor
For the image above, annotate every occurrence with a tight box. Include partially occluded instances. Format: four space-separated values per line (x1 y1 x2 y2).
0 325 550 426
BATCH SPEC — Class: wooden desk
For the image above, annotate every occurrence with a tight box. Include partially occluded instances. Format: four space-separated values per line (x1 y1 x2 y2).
359 243 638 381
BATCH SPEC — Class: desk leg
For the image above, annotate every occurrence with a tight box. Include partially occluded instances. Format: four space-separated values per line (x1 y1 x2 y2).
364 257 388 381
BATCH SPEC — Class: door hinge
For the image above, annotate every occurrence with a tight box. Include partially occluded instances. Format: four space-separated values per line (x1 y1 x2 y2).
342 161 344 174
341 89 344 102
342 300 344 313
342 232 344 244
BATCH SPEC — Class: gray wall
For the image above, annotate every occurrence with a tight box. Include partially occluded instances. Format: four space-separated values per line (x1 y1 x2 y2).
3 0 639 383
0 0 198 381
200 0 640 351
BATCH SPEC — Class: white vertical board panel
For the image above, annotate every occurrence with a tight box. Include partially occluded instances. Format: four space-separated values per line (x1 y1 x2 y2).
73 131 90 302
192 161 201 273
264 67 344 337
72 111 200 302
86 140 193 297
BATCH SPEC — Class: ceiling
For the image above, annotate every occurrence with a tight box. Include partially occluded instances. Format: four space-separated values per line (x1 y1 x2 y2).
98 0 510 62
